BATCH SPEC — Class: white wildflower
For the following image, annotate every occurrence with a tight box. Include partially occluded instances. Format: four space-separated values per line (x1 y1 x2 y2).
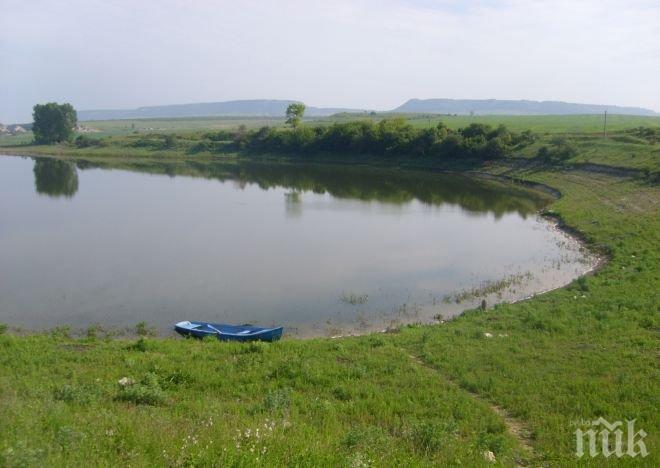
117 377 135 387
483 450 496 463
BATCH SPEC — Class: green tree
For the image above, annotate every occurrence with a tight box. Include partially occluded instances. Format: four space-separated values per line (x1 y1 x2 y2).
285 103 306 129
32 102 77 144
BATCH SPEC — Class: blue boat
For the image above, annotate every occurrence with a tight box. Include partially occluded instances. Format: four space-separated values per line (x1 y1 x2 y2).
174 321 283 342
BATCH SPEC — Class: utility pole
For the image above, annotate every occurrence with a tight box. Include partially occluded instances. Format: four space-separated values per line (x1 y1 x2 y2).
603 110 608 138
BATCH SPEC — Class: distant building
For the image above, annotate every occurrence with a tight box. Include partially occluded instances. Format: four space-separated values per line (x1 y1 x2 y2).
75 124 99 133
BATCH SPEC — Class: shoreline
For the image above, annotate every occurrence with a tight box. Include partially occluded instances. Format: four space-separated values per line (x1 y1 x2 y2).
0 151 604 341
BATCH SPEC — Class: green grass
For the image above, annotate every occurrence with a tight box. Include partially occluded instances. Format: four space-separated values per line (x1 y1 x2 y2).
0 118 658 466
0 132 33 146
82 116 289 138
507 135 660 174
401 113 660 134
567 137 660 171
0 334 525 466
313 113 660 134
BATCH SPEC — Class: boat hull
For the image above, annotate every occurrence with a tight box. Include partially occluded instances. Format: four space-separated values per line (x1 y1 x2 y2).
174 321 283 342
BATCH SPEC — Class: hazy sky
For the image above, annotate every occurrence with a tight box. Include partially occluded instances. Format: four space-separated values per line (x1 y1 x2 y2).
1 0 659 122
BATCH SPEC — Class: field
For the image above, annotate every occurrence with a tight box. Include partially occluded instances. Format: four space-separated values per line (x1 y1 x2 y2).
2 113 659 146
81 116 288 137
398 113 660 133
0 117 288 145
0 115 658 466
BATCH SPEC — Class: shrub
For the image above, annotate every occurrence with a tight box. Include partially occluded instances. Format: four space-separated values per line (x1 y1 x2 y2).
55 426 86 449
407 421 447 454
628 126 659 144
74 135 102 148
537 138 578 163
116 372 165 405
50 326 71 339
240 120 523 161
331 386 352 401
512 129 537 147
163 134 176 149
205 129 235 141
127 337 149 352
130 134 177 150
264 387 291 412
576 276 589 292
477 432 508 453
343 426 388 449
86 324 103 340
135 321 156 337
53 384 97 404
188 140 212 154
241 342 265 354
159 370 193 389
368 336 386 348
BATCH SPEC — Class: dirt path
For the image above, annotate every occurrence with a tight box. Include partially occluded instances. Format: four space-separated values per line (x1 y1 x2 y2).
405 351 537 465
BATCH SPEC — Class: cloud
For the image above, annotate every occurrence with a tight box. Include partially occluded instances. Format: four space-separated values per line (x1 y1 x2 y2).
1 0 658 122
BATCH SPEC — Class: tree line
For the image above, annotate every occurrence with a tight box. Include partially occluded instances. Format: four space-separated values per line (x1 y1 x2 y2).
199 118 537 161
29 101 577 164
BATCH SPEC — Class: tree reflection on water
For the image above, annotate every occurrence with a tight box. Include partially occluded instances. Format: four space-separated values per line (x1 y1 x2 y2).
33 159 79 198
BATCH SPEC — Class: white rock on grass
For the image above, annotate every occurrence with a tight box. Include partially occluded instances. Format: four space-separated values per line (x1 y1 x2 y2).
484 332 493 338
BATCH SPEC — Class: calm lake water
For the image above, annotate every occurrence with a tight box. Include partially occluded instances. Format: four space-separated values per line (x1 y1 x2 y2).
0 155 596 336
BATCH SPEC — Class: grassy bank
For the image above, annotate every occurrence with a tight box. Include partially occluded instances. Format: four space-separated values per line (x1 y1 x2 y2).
1 332 529 466
0 123 658 466
2 114 658 143
332 113 660 134
398 170 659 465
2 116 658 177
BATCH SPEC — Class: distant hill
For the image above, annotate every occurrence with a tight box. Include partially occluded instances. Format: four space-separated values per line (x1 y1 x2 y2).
78 100 366 121
76 98 657 122
393 98 657 116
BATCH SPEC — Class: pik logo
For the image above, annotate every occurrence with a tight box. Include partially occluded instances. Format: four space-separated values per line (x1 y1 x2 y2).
575 417 648 458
